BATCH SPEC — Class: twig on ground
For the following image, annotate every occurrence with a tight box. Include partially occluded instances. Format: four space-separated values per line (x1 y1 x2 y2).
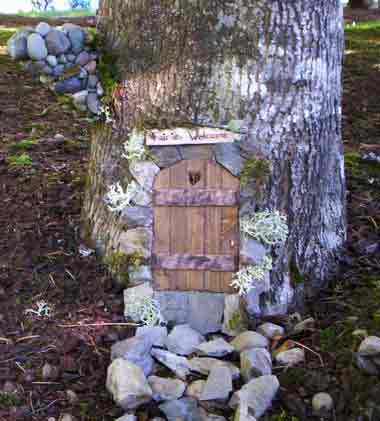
292 340 325 367
58 322 138 328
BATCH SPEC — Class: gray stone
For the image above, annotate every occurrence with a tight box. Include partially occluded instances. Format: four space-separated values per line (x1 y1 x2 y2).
222 294 248 337
45 29 71 55
293 317 315 334
46 55 57 67
189 358 240 380
87 74 98 89
119 227 152 259
27 33 48 60
196 338 234 357
233 404 257 421
148 375 186 402
128 265 153 286
129 161 160 191
79 68 88 79
52 65 65 77
167 324 205 356
120 206 153 228
200 366 232 401
356 355 379 375
136 325 167 348
133 188 152 206
97 82 105 96
72 90 88 112
275 348 305 367
312 392 333 416
257 322 285 339
240 237 268 265
154 291 225 335
124 283 154 321
231 331 269 352
229 375 279 418
201 411 227 421
115 415 137 421
36 22 51 37
67 54 76 62
179 145 214 160
106 358 152 410
58 54 67 64
151 348 190 380
75 51 91 66
42 65 53 75
87 93 101 115
42 362 59 380
111 336 154 377
67 26 85 54
358 336 380 356
159 397 202 421
214 143 244 176
7 29 33 60
150 146 182 168
240 348 272 381
84 60 97 74
185 380 205 400
55 77 83 94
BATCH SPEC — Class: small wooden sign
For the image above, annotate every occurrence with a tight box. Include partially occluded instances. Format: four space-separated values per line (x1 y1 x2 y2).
146 127 239 146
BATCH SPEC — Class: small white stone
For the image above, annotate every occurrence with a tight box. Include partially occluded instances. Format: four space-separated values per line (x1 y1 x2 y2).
257 322 285 339
358 336 380 356
275 348 305 367
312 392 334 416
231 331 269 352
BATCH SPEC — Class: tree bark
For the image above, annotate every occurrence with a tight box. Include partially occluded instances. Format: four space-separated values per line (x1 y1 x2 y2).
84 0 346 313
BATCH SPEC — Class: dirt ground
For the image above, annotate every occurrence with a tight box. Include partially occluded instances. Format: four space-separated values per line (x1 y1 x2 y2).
0 8 379 421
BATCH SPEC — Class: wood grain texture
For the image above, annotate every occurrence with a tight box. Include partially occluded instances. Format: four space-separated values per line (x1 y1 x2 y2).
153 160 239 292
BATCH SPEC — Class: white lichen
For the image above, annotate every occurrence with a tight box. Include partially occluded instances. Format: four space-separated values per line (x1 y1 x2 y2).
240 210 288 246
124 293 164 327
99 104 114 124
231 256 273 296
122 129 146 162
25 301 52 317
104 181 140 212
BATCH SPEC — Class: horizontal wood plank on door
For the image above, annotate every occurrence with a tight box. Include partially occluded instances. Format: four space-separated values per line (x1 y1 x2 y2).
153 188 238 206
152 253 236 271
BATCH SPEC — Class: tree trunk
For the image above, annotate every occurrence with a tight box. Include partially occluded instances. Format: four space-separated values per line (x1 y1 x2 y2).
348 0 378 8
83 0 346 318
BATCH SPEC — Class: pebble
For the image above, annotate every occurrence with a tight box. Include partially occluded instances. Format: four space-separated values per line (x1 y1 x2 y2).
148 376 186 402
358 336 380 356
312 392 334 416
275 348 305 367
257 322 284 339
46 55 58 67
231 331 269 352
293 317 315 333
196 338 234 357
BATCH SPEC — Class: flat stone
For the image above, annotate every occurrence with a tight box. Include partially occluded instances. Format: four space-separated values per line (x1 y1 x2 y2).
189 357 240 380
124 283 154 321
214 143 244 176
79 68 88 79
151 348 190 380
55 77 83 94
154 291 224 335
231 331 269 352
7 28 33 60
150 146 182 168
200 366 232 401
229 375 279 418
179 145 214 160
45 29 70 55
356 355 379 375
159 397 203 421
111 336 154 376
72 90 88 112
233 403 257 421
358 336 380 356
120 206 153 228
106 358 152 410
115 415 137 421
133 188 152 206
185 380 205 400
201 410 227 421
196 338 234 357
135 325 168 348
119 228 152 259
240 237 268 265
222 294 248 337
312 392 333 416
257 322 285 339
129 161 160 191
75 51 91 66
240 348 272 381
166 324 205 356
27 33 48 60
128 265 153 286
275 348 305 367
67 26 85 54
84 60 97 74
46 55 57 67
87 92 101 115
36 22 51 37
87 74 98 89
148 375 186 402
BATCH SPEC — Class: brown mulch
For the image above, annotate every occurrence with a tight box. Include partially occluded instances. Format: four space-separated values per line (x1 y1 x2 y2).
344 7 380 22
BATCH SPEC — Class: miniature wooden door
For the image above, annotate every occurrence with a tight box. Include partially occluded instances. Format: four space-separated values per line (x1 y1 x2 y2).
152 160 239 293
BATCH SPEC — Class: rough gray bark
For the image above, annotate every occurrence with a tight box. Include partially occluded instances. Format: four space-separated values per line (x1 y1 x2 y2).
84 0 346 312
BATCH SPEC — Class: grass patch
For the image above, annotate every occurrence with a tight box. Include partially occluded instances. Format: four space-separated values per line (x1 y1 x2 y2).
0 29 16 47
0 391 21 409
7 153 33 167
11 139 37 151
16 8 96 17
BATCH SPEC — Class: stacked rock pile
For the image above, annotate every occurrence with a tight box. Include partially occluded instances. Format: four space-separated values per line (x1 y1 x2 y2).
7 22 103 114
106 322 326 421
